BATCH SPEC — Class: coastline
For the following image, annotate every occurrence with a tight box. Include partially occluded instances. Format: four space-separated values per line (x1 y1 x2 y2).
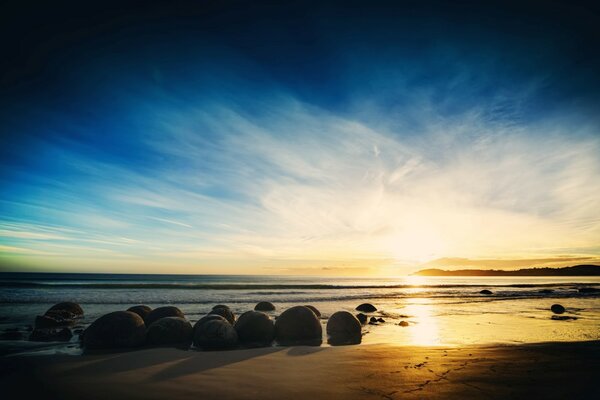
2 341 599 399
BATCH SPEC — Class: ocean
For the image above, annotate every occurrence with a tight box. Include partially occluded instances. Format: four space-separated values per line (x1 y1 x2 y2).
1 273 599 355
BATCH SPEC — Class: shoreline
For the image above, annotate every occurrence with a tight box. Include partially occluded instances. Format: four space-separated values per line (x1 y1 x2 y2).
2 340 599 399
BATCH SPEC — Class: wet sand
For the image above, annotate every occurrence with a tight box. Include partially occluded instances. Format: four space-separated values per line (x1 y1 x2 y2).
2 341 598 399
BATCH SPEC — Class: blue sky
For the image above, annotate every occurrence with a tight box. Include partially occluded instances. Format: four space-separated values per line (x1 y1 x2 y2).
1 1 599 274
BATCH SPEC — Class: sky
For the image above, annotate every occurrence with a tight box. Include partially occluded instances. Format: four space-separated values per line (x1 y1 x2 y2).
1 1 600 275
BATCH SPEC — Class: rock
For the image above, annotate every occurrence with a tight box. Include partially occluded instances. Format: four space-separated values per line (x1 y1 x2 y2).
355 303 377 312
212 305 231 310
30 328 72 342
479 289 493 295
356 313 367 325
83 311 146 350
255 301 276 312
34 314 75 329
0 330 23 340
234 311 275 347
146 317 193 346
551 315 577 321
369 316 378 324
193 317 238 349
127 305 153 320
377 317 385 323
551 304 565 314
326 311 361 345
194 314 228 333
46 302 84 318
399 321 409 327
209 306 236 324
274 306 322 346
145 306 185 327
304 305 321 317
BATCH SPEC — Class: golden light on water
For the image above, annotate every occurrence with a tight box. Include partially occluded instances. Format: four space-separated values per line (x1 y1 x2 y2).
404 298 441 346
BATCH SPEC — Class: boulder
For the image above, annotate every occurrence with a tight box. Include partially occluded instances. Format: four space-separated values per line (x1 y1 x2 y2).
34 301 84 329
304 305 321 317
212 305 231 310
46 302 84 318
83 311 146 350
234 311 275 347
369 316 378 324
194 314 228 333
377 317 385 323
255 301 276 312
146 317 193 346
480 289 493 295
326 311 361 345
274 306 322 346
355 303 377 312
145 306 185 327
209 306 235 324
193 317 238 349
34 314 75 329
551 304 565 314
399 321 409 327
356 313 367 325
127 305 153 320
29 328 72 342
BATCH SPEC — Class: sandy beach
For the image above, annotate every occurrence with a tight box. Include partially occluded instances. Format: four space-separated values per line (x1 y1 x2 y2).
2 341 598 400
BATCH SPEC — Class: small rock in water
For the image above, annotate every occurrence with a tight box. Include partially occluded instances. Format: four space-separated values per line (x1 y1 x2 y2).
46 302 84 318
326 311 361 345
479 289 493 295
356 313 367 325
377 317 385 323
145 306 185 327
550 304 565 314
254 301 276 312
127 305 153 320
368 316 378 325
399 321 409 327
356 303 377 312
212 304 231 310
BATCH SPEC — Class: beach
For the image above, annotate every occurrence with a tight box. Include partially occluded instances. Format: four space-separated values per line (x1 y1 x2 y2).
2 341 599 399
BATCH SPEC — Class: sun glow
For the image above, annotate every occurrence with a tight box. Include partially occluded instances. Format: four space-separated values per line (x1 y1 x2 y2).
404 298 441 346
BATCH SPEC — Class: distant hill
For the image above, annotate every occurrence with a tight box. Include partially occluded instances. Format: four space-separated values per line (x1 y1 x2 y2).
413 264 600 276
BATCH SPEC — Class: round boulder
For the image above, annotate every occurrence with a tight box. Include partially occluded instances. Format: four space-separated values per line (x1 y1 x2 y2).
356 313 367 325
551 304 565 314
479 289 493 295
355 303 377 312
399 321 409 327
146 317 193 346
234 311 275 347
83 311 145 349
255 301 276 312
327 311 361 345
46 302 84 318
274 306 322 346
145 306 185 327
209 306 235 324
127 305 153 320
304 305 321 317
212 304 230 310
193 317 238 349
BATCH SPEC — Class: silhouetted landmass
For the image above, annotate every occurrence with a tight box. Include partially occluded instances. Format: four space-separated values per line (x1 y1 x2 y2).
414 265 600 276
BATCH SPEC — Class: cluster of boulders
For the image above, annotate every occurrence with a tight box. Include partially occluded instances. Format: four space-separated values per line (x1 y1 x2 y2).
23 301 390 350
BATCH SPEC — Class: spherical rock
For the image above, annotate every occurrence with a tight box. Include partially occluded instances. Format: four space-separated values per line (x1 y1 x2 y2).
46 302 84 317
479 289 493 295
234 311 275 347
355 303 377 312
83 311 145 349
209 306 235 324
369 316 378 325
146 317 193 346
193 318 238 349
326 311 361 346
212 304 230 310
356 313 367 325
255 301 276 312
399 321 409 327
551 304 565 314
145 306 185 327
377 317 385 323
127 305 153 320
274 306 322 346
304 305 321 317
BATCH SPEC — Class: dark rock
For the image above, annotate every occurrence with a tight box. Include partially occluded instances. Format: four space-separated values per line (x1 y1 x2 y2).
194 314 228 333
193 317 238 349
0 330 23 340
356 313 367 325
145 306 185 327
46 302 84 318
146 317 193 346
209 306 235 325
274 306 322 346
34 314 76 329
377 317 385 323
30 328 72 342
369 317 378 324
83 311 146 350
304 305 321 317
399 321 409 327
127 305 153 320
234 311 275 347
255 301 276 312
551 304 565 314
326 311 361 345
212 305 231 310
355 303 377 312
479 289 493 295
